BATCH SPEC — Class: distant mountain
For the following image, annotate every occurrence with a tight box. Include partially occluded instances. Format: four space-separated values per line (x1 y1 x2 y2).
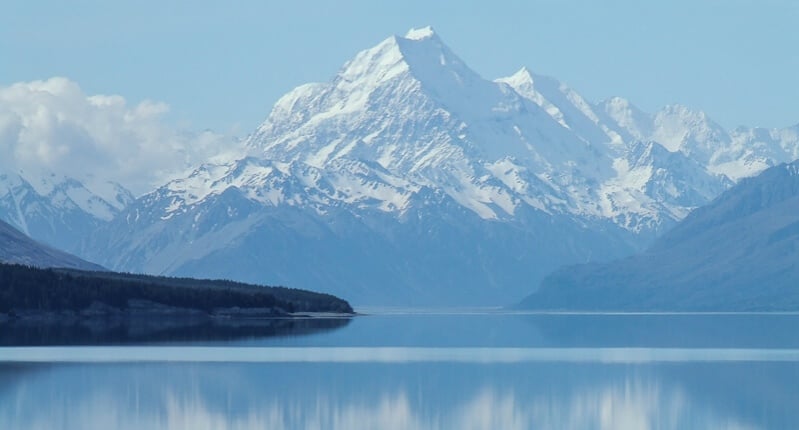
0 218 102 271
76 27 799 306
519 161 799 311
0 171 133 253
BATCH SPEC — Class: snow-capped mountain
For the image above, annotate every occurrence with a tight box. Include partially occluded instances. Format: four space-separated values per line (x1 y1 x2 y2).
80 154 640 305
599 100 799 181
249 27 613 220
495 68 732 233
0 170 133 253
77 27 798 305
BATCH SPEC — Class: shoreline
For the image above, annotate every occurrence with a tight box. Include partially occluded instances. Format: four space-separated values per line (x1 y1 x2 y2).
1 300 355 324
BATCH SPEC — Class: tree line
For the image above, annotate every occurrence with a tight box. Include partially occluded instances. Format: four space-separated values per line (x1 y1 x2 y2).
0 263 353 315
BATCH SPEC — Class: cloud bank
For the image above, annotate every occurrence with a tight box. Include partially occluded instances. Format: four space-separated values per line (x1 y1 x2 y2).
0 77 244 195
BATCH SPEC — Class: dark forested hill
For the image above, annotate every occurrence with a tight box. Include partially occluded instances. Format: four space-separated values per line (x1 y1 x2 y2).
519 161 799 311
0 262 353 318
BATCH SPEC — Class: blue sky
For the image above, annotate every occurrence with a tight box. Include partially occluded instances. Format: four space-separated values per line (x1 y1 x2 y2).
3 0 798 134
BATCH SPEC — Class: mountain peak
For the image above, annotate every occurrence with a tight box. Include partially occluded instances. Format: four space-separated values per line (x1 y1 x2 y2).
497 67 568 94
326 26 486 108
333 26 450 84
502 67 535 87
516 66 533 76
404 26 437 41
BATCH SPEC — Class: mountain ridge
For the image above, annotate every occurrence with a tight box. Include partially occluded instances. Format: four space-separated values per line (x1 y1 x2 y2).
3 27 798 306
74 28 799 305
0 218 103 271
519 160 799 311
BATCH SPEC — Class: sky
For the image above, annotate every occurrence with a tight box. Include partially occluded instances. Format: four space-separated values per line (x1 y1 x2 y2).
3 0 798 135
1 0 798 195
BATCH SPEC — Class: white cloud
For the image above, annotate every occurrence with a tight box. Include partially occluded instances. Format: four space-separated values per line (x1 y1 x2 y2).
0 77 244 195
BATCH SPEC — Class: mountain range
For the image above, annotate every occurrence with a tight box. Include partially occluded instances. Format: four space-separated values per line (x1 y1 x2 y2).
0 171 133 254
2 27 798 305
519 161 799 311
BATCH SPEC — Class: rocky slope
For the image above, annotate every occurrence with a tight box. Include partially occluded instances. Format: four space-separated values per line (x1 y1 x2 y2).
0 218 103 270
520 161 799 311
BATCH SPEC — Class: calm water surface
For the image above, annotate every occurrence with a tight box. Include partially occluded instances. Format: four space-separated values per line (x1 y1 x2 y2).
1 311 798 429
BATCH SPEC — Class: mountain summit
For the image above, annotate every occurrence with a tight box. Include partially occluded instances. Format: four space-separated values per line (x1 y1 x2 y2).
36 28 799 306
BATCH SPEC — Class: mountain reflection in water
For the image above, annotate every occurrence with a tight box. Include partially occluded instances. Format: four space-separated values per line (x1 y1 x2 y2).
0 316 351 346
1 360 796 429
2 312 798 429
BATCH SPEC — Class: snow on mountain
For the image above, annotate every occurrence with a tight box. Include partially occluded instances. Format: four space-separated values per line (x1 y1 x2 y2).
520 159 799 311
80 27 799 305
596 97 654 143
0 76 243 256
496 67 621 148
595 100 799 182
248 27 620 224
713 125 799 180
495 69 731 234
598 141 732 234
0 169 133 253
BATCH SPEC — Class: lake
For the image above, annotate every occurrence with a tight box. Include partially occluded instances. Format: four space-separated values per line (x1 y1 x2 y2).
2 310 799 429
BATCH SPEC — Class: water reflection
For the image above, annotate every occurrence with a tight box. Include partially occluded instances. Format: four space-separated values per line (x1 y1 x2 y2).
4 313 798 348
237 312 799 348
521 313 799 348
3 346 799 363
2 313 799 429
1 361 795 429
86 385 714 430
0 317 351 346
